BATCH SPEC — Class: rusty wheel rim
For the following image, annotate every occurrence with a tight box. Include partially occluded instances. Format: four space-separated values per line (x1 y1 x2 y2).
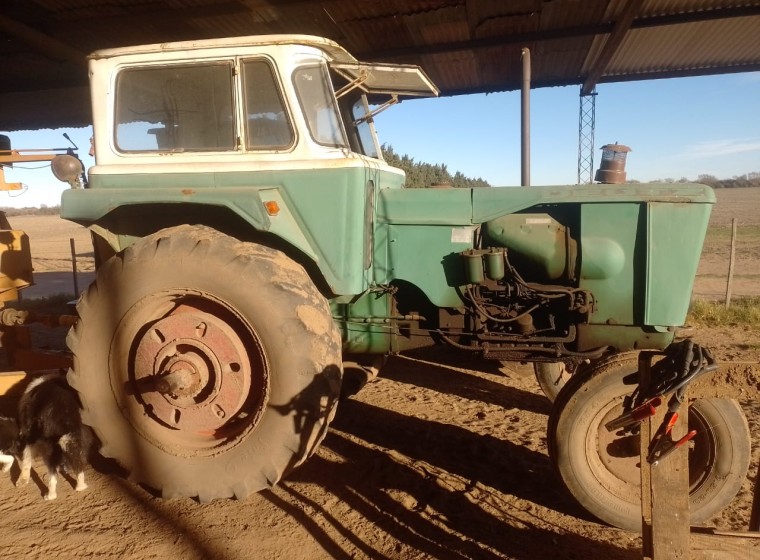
110 291 269 457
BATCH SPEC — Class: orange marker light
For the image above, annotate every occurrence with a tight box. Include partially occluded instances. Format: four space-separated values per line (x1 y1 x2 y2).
264 200 280 216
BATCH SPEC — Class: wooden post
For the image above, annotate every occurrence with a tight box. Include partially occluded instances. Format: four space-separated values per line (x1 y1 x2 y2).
724 218 737 309
70 237 79 299
640 352 691 560
750 473 760 532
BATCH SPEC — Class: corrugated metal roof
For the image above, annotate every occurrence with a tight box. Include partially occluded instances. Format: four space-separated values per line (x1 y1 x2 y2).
609 15 760 77
1 0 759 130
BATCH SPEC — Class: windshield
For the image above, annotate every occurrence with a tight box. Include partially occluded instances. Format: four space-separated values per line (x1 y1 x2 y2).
348 96 380 159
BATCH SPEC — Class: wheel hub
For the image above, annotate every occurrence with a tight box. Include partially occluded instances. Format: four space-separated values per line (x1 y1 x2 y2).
133 304 252 433
156 366 199 398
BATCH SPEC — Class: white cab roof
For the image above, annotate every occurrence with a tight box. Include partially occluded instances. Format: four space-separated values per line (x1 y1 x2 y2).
90 34 438 98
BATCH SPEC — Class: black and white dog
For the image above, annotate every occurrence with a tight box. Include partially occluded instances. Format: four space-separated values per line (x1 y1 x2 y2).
16 374 93 500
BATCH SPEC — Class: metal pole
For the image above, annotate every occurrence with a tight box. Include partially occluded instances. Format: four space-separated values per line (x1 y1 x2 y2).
521 47 531 187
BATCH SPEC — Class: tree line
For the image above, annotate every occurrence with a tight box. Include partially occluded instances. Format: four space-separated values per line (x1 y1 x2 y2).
381 144 491 188
694 172 760 189
0 204 60 217
643 172 760 189
381 144 760 190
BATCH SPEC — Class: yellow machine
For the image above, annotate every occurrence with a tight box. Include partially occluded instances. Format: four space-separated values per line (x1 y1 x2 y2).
0 134 74 298
0 135 80 373
0 218 33 303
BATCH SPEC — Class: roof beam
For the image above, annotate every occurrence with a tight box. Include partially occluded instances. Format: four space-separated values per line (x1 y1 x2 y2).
581 0 645 96
0 13 86 64
362 5 760 60
65 1 248 28
363 23 607 59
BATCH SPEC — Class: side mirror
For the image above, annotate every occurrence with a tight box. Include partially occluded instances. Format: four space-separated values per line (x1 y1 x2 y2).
51 154 84 188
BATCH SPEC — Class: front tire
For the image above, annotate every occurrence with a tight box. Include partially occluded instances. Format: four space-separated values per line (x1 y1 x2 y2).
548 352 750 531
533 361 571 402
67 225 342 501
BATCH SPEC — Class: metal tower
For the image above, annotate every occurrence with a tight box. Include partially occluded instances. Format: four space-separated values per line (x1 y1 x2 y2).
577 88 597 184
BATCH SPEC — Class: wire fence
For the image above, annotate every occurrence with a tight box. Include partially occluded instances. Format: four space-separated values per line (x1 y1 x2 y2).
693 216 760 306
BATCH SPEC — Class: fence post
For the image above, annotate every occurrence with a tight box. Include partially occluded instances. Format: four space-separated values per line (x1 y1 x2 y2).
724 218 737 309
70 237 79 299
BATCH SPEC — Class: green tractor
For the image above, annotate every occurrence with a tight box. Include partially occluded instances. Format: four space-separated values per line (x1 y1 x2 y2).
54 34 748 531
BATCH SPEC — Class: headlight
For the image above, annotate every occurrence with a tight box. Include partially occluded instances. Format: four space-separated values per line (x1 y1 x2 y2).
51 155 84 188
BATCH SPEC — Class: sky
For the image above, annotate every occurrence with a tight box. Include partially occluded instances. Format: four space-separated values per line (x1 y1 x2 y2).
1 70 759 209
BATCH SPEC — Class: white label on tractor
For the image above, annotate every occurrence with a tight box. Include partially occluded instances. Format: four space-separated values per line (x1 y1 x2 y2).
451 226 476 243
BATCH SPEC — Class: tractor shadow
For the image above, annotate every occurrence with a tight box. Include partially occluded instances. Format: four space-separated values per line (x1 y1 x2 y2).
287 353 637 560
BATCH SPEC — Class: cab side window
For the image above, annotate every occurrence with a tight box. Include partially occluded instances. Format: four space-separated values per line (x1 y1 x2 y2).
115 63 235 152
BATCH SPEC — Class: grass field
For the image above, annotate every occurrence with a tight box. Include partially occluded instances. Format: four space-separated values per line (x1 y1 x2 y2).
694 187 760 299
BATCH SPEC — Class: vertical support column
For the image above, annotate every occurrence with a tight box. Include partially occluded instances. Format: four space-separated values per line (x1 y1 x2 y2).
521 47 531 187
577 87 597 184
639 352 691 559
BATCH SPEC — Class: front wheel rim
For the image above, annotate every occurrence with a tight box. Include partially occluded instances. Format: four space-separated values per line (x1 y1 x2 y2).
590 399 719 500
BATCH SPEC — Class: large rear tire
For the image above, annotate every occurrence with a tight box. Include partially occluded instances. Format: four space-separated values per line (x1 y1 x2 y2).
67 225 343 501
548 352 750 532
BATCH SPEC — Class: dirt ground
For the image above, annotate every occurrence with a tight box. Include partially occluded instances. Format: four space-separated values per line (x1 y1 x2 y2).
0 191 758 560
